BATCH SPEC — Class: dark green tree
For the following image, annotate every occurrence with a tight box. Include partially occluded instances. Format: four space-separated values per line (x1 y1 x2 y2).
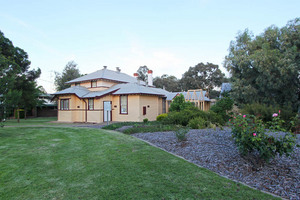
169 94 193 112
153 74 180 92
0 30 41 122
180 62 225 93
136 65 149 83
54 61 81 91
224 18 300 110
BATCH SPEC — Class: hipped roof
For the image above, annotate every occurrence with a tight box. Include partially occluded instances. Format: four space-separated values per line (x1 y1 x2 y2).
53 83 172 99
66 68 146 85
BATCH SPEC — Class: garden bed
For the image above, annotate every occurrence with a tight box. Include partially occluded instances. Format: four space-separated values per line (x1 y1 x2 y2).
133 128 300 200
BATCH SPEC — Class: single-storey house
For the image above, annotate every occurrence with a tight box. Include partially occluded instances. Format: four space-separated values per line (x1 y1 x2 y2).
53 66 211 123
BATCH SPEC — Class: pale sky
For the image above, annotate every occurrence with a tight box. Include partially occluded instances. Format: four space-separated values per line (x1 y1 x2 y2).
1 0 299 93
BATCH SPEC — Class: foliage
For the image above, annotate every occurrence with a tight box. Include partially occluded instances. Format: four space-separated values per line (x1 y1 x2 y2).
188 117 206 129
156 113 168 121
153 74 180 92
54 61 81 91
180 62 225 92
143 118 148 123
136 65 149 83
224 18 300 110
210 96 234 121
164 107 224 127
229 113 296 163
169 94 194 112
242 103 296 129
209 90 221 99
0 31 41 120
174 128 190 141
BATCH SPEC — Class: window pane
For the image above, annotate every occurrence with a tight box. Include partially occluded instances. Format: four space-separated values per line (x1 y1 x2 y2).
88 99 94 110
91 80 97 87
120 96 127 114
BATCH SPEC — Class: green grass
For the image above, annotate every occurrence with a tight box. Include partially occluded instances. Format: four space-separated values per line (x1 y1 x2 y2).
0 127 279 199
3 117 63 126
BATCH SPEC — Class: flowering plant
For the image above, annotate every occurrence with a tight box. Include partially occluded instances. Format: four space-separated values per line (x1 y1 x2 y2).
229 112 296 163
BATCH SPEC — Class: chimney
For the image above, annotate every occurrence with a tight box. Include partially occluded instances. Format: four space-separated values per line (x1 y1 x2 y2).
116 67 121 73
133 73 139 84
103 66 107 69
147 70 153 87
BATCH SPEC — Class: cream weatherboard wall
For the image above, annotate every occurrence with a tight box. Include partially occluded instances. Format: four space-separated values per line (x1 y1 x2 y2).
71 80 117 91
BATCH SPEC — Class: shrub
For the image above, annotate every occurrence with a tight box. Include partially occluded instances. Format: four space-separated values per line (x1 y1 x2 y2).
188 117 206 129
210 96 234 121
163 107 204 126
169 94 194 112
174 128 190 141
143 118 148 123
229 113 296 163
242 103 296 129
156 113 168 121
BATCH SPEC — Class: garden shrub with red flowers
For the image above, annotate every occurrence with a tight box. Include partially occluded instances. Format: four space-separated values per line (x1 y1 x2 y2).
229 112 296 163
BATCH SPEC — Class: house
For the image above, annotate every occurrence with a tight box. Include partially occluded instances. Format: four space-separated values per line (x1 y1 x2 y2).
52 66 211 123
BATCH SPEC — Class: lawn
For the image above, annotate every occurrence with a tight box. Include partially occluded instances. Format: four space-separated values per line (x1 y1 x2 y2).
3 117 63 126
0 126 279 199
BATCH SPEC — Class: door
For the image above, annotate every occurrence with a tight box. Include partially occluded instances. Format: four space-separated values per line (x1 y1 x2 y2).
103 101 112 122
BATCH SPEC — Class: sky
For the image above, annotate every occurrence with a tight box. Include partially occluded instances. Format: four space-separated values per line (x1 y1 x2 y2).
1 0 299 93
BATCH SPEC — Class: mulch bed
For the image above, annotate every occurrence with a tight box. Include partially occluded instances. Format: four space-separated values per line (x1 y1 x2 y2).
132 128 300 200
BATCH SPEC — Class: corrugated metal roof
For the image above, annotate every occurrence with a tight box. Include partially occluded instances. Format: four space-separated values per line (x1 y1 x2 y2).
52 86 90 97
53 83 172 98
112 83 167 96
171 91 210 101
66 68 146 85
220 83 232 94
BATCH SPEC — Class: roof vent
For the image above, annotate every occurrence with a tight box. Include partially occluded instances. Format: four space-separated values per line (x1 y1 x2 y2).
103 66 107 69
116 67 121 72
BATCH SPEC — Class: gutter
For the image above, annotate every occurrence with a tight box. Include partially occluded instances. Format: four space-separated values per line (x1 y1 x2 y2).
82 99 87 123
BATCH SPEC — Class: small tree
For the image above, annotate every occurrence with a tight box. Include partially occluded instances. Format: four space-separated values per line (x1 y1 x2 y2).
169 94 193 112
54 61 81 91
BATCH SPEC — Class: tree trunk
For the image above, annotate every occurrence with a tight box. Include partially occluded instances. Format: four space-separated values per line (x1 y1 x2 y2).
17 108 20 123
24 109 27 120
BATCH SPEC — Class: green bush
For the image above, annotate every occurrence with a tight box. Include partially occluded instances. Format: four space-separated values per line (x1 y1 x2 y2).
174 128 190 141
188 117 206 129
163 107 203 126
156 113 168 121
210 96 234 121
229 113 296 163
242 103 296 129
143 118 148 123
169 94 194 112
14 109 25 119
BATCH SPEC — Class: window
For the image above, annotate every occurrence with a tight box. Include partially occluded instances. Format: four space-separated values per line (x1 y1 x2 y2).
143 106 146 115
75 83 80 86
60 99 69 110
88 99 94 110
120 95 128 114
91 80 97 88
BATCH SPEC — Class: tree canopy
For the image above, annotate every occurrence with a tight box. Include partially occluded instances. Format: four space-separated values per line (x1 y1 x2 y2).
180 62 225 93
153 74 180 92
54 61 81 91
0 30 41 120
224 18 300 109
136 65 149 83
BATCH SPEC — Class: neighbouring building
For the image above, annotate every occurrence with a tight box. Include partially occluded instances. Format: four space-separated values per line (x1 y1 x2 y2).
52 67 211 123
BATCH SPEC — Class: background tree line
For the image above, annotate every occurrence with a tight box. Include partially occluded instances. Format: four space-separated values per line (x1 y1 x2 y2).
136 64 226 99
